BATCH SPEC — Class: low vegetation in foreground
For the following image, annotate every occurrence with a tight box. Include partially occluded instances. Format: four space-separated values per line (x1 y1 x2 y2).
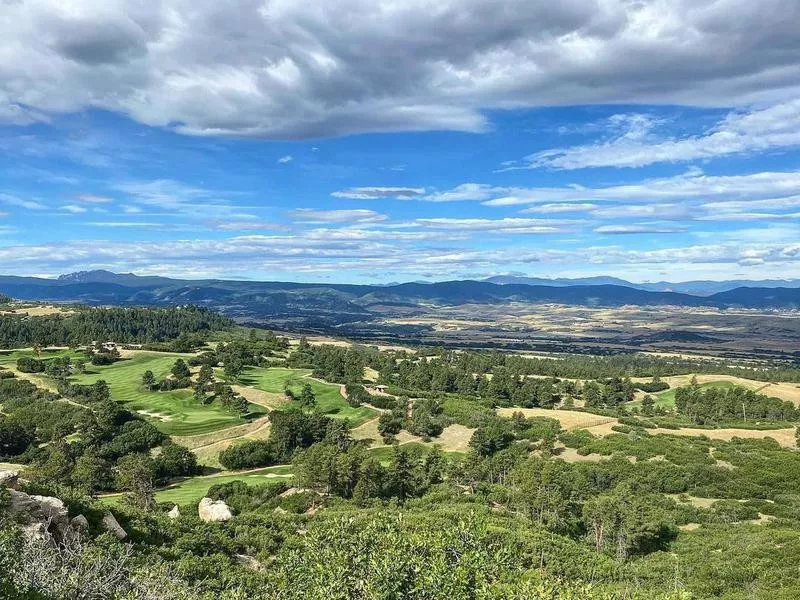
2 302 800 598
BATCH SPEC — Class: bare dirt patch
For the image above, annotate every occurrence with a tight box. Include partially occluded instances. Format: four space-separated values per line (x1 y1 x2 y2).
552 444 603 463
0 304 75 317
351 419 474 453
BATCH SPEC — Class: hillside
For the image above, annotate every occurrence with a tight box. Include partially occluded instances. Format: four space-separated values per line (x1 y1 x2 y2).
0 272 798 316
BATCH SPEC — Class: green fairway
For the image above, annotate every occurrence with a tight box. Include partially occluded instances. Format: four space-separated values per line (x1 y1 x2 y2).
72 352 266 436
631 380 737 409
102 465 294 506
237 366 377 426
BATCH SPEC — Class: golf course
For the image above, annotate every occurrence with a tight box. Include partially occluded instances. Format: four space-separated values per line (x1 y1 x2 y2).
71 351 268 436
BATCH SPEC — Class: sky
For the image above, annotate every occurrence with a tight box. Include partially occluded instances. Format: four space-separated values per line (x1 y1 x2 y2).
1 0 799 283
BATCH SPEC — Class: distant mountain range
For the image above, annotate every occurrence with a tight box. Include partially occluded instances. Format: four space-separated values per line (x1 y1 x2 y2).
0 271 795 322
483 275 800 296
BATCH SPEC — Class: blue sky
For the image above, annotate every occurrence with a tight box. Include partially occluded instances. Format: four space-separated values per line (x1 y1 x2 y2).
1 0 799 283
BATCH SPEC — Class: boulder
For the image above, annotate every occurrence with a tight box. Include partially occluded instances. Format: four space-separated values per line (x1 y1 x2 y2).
167 505 181 520
0 470 19 488
101 511 127 540
198 497 233 522
8 490 70 540
71 514 90 532
235 553 264 572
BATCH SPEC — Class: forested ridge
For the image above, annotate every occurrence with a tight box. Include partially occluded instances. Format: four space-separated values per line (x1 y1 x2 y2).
0 306 232 347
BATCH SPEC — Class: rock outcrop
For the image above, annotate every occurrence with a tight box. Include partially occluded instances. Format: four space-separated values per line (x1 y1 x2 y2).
7 489 70 540
198 497 233 522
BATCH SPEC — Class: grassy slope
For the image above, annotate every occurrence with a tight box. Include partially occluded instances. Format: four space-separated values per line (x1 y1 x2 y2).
630 381 737 409
102 465 294 506
237 366 377 426
72 352 266 436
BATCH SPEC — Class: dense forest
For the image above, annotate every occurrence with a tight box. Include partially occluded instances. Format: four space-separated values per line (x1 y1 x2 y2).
0 306 232 347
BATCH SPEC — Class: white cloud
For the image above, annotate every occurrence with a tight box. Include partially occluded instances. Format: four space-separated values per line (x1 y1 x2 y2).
515 100 800 170
594 224 687 234
590 203 692 220
277 155 293 164
331 187 426 200
0 233 798 282
0 193 46 210
480 169 800 207
411 217 576 234
288 208 388 224
76 194 113 204
2 1 799 137
113 179 246 218
213 220 287 231
521 203 599 214
60 204 88 214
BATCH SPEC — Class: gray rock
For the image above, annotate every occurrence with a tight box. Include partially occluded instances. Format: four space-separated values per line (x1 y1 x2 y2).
8 490 70 541
101 511 127 540
71 514 90 532
0 470 19 488
198 497 233 522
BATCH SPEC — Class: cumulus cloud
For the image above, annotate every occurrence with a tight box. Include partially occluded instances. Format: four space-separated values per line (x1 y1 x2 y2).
277 155 293 164
2 0 799 137
514 100 800 170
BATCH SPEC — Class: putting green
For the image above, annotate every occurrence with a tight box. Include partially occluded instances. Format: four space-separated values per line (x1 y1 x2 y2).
71 352 266 436
236 366 377 426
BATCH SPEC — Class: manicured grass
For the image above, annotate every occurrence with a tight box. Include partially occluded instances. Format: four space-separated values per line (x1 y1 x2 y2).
155 465 293 505
102 465 294 506
237 366 377 426
631 380 737 409
71 352 266 436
